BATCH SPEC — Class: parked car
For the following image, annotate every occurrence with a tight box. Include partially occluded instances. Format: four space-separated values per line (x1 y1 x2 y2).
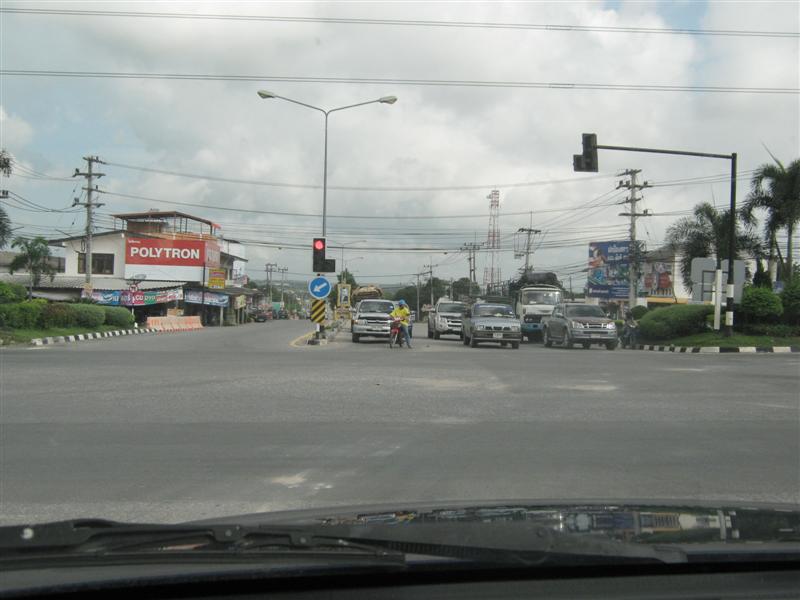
461 303 522 349
428 299 467 339
541 303 618 350
253 310 269 323
351 299 396 342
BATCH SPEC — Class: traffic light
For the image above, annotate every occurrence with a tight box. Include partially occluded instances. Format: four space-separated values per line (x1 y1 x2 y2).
573 133 598 172
312 238 336 273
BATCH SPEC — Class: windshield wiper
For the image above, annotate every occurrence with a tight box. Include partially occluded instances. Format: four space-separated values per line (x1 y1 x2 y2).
0 520 406 564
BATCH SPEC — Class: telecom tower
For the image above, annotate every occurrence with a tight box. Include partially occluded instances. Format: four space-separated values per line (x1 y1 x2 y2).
482 189 501 294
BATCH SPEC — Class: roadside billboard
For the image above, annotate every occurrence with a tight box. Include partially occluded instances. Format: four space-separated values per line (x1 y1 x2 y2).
207 268 226 289
85 287 184 306
124 237 220 282
184 289 229 307
588 241 630 300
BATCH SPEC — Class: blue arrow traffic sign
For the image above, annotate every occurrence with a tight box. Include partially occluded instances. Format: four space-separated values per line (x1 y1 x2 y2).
308 276 332 299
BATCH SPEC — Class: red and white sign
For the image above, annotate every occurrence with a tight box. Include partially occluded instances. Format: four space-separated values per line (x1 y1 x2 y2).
125 238 220 282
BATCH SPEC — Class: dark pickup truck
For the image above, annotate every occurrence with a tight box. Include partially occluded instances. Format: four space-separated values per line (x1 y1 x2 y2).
541 303 618 350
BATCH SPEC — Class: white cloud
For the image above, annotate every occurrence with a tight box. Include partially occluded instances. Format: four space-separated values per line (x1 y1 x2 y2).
0 106 34 147
2 1 797 285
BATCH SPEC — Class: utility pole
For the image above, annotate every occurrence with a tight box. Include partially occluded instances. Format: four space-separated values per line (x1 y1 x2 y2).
424 262 434 308
617 169 651 309
72 156 105 288
416 273 421 319
515 225 541 274
461 242 483 293
278 267 288 304
265 263 278 305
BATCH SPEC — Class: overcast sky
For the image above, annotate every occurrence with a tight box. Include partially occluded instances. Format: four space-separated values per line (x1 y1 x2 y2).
1 0 798 290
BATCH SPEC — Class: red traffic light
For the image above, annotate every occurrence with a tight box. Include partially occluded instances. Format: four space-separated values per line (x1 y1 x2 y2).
313 239 325 251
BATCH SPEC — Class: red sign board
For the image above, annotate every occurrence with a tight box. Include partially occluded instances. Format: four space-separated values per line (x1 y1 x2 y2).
126 238 209 266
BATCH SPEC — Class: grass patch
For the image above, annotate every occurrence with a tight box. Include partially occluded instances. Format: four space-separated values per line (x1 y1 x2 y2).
662 331 800 348
1 324 123 344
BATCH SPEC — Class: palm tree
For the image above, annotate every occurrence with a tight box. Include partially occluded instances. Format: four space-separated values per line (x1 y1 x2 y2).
666 202 761 291
0 207 11 249
743 156 800 283
8 236 57 299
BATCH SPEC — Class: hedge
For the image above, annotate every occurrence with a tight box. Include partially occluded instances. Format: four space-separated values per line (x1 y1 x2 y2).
780 280 800 325
66 303 106 328
0 281 27 304
39 303 78 328
103 306 135 328
630 305 649 320
638 304 713 341
0 300 46 329
739 286 782 323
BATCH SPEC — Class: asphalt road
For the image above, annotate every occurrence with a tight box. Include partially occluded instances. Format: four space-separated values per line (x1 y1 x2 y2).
1 320 798 525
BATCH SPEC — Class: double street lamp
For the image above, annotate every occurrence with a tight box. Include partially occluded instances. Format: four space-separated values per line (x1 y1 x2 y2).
256 91 397 237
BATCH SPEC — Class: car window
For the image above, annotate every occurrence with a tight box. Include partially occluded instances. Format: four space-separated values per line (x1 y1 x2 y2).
359 301 394 313
473 304 515 317
564 305 606 318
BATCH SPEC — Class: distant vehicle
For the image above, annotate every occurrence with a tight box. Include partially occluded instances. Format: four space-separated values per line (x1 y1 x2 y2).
253 310 269 323
278 309 288 320
351 298 395 342
541 303 618 350
514 285 563 341
461 303 522 349
427 298 467 339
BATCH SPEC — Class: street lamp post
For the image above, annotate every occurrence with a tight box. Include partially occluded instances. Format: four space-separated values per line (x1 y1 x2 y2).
257 92 397 237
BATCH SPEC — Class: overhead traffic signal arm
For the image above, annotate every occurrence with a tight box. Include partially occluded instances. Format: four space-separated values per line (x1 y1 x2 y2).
312 238 336 273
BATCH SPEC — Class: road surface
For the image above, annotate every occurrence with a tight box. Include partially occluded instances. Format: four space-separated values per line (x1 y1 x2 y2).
1 320 798 525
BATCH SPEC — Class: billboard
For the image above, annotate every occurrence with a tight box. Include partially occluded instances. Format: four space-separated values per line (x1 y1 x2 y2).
184 289 229 307
588 241 631 300
85 287 184 306
124 237 220 282
207 268 226 289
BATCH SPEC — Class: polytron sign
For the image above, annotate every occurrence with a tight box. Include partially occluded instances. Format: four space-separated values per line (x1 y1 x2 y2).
125 237 221 282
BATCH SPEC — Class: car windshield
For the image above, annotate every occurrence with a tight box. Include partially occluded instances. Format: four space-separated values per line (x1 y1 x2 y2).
438 303 466 313
474 304 515 317
359 301 394 314
521 291 561 305
1 1 798 585
564 305 606 318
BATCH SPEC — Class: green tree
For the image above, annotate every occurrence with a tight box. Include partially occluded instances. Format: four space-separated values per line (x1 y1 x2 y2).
742 156 800 283
8 236 57 299
666 202 761 291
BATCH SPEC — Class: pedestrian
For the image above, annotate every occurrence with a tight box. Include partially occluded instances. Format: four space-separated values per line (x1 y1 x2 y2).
623 310 639 348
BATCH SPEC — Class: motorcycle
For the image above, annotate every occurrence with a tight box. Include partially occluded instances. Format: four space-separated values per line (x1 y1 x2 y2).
389 318 405 349
621 322 639 348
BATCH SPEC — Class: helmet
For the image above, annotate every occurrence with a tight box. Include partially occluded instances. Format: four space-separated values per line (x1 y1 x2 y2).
398 299 407 306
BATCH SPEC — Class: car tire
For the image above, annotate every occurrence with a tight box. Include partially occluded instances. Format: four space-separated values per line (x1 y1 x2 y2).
606 341 618 350
511 342 520 349
543 329 553 348
470 335 478 348
462 332 470 346
352 333 360 343
434 331 440 340
427 327 433 339
565 333 574 349
582 342 591 349
501 342 508 347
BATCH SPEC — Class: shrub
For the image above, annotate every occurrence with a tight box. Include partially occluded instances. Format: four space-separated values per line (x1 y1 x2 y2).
39 303 77 328
630 305 649 320
0 281 27 304
103 306 135 328
0 300 46 329
638 304 713 341
742 323 798 337
67 303 106 328
780 280 800 325
739 286 783 323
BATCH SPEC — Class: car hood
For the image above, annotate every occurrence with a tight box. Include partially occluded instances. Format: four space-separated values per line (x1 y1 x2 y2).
437 312 464 318
356 312 392 319
187 499 800 545
521 306 556 315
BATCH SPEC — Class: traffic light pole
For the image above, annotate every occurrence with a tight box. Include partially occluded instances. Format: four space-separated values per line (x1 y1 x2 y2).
586 140 737 337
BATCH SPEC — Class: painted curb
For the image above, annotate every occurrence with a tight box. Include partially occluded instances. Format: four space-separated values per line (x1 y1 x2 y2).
627 344 800 354
30 328 160 346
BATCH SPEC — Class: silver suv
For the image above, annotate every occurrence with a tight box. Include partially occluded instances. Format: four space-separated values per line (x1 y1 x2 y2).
351 299 395 343
427 299 467 339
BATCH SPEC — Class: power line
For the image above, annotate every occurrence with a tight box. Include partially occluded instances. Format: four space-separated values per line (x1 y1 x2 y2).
3 7 796 38
102 160 615 192
2 70 796 95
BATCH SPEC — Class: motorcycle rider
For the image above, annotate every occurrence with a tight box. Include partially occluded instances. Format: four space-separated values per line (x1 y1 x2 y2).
390 299 413 349
623 309 639 348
